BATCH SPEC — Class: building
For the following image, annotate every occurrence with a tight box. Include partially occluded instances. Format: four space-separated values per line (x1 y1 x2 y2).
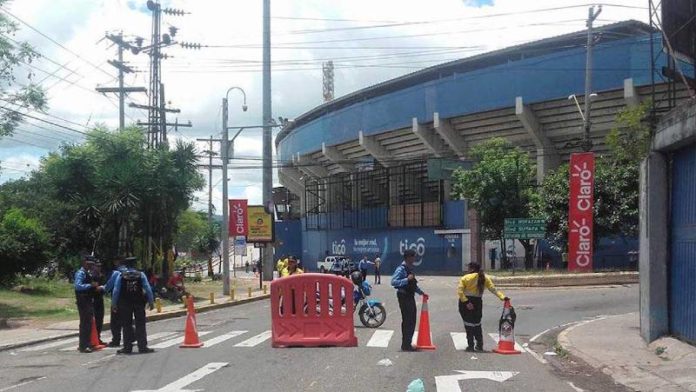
275 20 687 275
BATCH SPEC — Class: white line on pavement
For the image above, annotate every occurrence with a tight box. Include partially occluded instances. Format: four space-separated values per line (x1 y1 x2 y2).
449 332 469 351
20 338 77 352
234 330 271 347
366 330 394 348
0 377 47 392
203 331 248 348
132 362 228 392
150 331 212 349
567 381 585 392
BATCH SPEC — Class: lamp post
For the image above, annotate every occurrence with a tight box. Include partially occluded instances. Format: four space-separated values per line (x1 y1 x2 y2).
568 93 597 150
222 86 247 296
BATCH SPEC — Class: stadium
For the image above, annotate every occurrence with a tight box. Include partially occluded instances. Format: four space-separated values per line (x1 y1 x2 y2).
273 20 688 274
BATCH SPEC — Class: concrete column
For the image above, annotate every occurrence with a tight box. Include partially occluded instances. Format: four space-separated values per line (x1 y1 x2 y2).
639 152 669 343
536 147 557 184
468 208 483 264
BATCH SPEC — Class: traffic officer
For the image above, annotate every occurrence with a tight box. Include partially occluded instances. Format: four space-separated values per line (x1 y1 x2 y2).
457 262 508 352
276 255 288 278
391 249 428 351
112 257 155 354
103 257 129 347
91 261 107 345
280 256 303 277
74 255 101 353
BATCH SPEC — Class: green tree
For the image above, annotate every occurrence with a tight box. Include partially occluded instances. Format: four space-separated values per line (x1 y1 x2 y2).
194 222 221 278
452 138 537 268
175 209 208 254
0 208 51 283
0 0 46 138
532 102 650 252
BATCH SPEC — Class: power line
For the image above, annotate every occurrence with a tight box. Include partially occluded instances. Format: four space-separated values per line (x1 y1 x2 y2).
0 106 89 135
0 97 90 131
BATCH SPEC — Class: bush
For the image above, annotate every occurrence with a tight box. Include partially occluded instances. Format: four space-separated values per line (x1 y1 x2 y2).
193 272 202 282
0 208 52 285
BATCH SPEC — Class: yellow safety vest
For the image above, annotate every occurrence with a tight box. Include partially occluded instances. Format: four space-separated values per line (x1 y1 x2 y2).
457 272 505 302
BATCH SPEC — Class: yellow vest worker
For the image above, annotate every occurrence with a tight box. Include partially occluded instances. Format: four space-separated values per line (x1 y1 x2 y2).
276 258 288 275
281 257 303 277
456 262 508 352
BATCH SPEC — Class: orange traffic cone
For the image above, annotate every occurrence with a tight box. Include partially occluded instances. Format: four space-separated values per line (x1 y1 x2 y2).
414 296 436 351
493 299 521 355
89 316 106 350
180 296 204 348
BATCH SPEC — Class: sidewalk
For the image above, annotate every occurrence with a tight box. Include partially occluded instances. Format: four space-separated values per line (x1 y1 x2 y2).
0 282 270 352
558 312 696 391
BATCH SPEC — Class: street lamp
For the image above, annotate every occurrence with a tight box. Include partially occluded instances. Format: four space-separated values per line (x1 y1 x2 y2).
221 86 247 296
568 93 597 151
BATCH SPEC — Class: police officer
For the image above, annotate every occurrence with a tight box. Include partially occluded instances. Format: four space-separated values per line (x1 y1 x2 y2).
74 255 102 353
91 261 107 345
104 257 130 347
112 257 155 354
391 249 428 351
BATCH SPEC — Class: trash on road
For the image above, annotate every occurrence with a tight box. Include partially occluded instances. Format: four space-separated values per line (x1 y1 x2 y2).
377 358 393 367
406 378 425 392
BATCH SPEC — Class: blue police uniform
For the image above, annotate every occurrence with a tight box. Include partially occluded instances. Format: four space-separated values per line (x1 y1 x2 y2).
112 266 154 353
104 265 128 346
74 266 95 351
391 261 424 351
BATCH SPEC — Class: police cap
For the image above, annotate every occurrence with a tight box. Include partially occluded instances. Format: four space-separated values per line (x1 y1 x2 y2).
123 257 137 267
403 249 417 258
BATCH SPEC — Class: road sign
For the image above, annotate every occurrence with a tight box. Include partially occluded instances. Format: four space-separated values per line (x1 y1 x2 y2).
504 218 545 239
435 370 518 392
234 236 247 256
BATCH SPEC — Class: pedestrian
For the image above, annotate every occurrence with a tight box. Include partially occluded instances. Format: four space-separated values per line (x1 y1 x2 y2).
391 249 428 351
457 262 508 352
112 257 155 354
245 261 250 273
91 261 107 345
358 255 374 282
74 255 102 353
104 257 130 347
374 254 382 284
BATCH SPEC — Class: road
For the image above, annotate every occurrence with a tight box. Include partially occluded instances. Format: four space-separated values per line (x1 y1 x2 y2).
0 276 638 392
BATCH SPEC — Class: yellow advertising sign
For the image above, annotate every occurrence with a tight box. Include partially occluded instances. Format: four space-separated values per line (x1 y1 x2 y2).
247 206 274 243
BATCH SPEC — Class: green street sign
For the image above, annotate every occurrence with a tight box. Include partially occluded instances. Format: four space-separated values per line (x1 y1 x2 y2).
504 218 546 239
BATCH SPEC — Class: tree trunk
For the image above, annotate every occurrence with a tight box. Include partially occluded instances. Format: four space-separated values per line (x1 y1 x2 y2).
207 254 213 278
520 239 534 270
499 237 508 269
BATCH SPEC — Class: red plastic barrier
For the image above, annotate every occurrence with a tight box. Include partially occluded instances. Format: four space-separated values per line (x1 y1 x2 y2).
271 273 357 348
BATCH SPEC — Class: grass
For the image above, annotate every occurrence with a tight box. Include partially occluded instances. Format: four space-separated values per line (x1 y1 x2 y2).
184 277 264 301
553 341 569 358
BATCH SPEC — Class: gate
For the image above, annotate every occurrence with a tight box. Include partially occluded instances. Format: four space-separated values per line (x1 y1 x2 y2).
670 144 696 343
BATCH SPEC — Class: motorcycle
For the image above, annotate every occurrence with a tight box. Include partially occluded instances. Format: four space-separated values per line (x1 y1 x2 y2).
351 272 386 328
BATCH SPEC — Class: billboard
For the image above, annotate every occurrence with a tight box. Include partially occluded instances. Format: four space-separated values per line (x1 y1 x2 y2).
568 153 595 272
247 206 274 243
229 199 248 237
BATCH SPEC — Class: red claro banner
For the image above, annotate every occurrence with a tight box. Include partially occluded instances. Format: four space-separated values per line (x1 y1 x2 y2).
229 199 248 237
568 153 595 272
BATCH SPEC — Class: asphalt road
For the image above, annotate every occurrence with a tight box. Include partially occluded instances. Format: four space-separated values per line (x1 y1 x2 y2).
0 276 638 392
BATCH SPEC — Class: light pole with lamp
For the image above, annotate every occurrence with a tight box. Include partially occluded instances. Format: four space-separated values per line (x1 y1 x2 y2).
568 93 597 150
221 87 247 297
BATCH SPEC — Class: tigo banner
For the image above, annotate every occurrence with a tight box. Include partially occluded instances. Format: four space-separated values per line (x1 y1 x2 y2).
568 153 594 272
229 199 248 237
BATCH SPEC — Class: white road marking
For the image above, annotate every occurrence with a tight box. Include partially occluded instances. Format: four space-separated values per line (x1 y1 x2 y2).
202 331 248 348
450 332 469 351
366 330 394 348
488 333 525 352
567 381 585 392
150 331 212 349
0 377 47 392
435 371 518 392
234 330 272 347
81 353 115 367
131 362 228 392
21 338 77 352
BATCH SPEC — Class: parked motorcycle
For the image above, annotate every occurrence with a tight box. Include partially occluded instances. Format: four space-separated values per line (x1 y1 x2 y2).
350 271 386 328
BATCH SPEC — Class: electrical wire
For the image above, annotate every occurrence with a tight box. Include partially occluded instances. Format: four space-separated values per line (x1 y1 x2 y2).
0 106 89 136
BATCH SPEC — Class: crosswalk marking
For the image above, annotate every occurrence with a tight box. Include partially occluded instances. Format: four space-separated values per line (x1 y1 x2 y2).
150 331 213 349
488 333 525 352
202 331 248 348
450 332 470 351
366 330 394 348
21 337 78 352
234 330 272 347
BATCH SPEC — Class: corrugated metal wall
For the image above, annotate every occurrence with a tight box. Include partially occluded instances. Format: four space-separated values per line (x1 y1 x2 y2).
670 144 696 344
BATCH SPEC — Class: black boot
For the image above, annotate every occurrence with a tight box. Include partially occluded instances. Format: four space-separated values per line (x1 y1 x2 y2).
464 326 475 351
474 325 484 351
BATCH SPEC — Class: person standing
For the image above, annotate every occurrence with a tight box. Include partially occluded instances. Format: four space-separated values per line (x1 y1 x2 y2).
104 257 129 347
358 255 373 282
112 257 155 354
74 255 101 353
391 249 428 351
280 256 304 277
457 262 508 352
373 254 382 285
91 261 107 345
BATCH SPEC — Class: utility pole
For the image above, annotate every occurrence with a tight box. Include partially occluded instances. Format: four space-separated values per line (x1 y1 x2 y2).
262 0 274 283
583 5 602 152
95 33 146 130
196 136 221 278
221 98 231 296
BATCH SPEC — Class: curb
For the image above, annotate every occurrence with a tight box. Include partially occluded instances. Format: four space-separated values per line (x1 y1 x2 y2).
0 293 271 352
492 272 638 287
556 315 612 369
